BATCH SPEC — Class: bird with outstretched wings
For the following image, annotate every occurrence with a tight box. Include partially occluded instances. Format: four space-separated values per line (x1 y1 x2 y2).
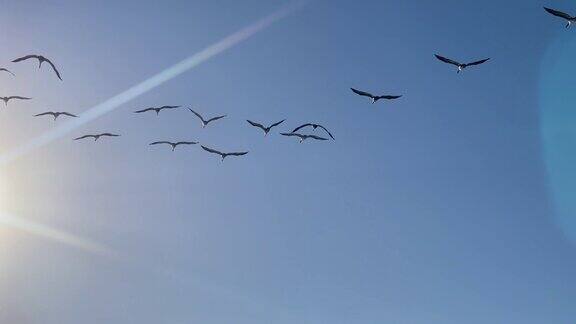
292 123 335 140
350 88 402 103
12 55 62 80
246 119 285 135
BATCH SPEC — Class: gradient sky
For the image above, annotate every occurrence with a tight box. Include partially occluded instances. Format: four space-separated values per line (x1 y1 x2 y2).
0 0 575 323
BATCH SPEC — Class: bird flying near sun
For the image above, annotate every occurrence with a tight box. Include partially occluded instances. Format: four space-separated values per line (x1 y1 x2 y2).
434 54 490 73
134 105 180 115
12 54 62 80
74 133 120 141
350 88 402 104
34 111 78 121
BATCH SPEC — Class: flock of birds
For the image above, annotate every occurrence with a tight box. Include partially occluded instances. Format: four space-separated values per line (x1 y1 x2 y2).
0 6 573 162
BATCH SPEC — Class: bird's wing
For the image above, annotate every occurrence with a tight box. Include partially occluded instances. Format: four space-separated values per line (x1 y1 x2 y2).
228 151 248 156
269 119 285 128
379 95 402 100
8 96 31 100
34 112 54 117
0 68 15 76
188 108 205 122
309 135 328 141
160 105 180 109
74 135 94 140
176 141 198 145
351 88 375 98
44 58 62 80
11 55 38 63
544 7 573 19
281 132 302 138
435 54 461 66
466 58 490 66
134 107 154 113
247 120 266 130
101 133 120 137
150 141 172 146
292 123 312 133
206 115 227 123
318 125 335 140
61 112 78 117
201 145 223 155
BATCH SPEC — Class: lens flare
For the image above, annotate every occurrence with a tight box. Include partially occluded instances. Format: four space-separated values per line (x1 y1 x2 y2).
0 0 310 257
0 0 309 167
0 212 113 256
540 34 576 245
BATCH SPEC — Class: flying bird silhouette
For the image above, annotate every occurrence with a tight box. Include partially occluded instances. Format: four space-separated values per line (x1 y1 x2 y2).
0 96 31 107
74 133 120 141
544 7 576 28
280 132 328 143
189 108 227 128
34 111 77 120
292 123 334 140
350 88 402 104
12 55 62 80
246 119 285 136
134 105 180 115
434 54 490 73
149 141 198 151
0 68 15 77
201 145 248 161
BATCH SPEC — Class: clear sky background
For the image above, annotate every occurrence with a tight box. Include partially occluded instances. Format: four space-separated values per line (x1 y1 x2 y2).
0 0 575 323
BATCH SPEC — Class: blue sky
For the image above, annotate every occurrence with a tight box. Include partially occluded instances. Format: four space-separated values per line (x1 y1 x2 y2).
0 0 575 323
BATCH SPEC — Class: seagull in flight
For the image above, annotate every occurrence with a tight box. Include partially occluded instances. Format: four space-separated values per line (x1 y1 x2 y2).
134 105 180 115
544 7 576 28
280 132 328 143
292 123 334 140
0 68 15 77
149 141 198 151
74 133 120 141
0 96 31 107
350 88 402 104
201 145 248 161
434 54 490 73
246 119 285 136
12 55 62 80
189 108 227 128
34 111 77 120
